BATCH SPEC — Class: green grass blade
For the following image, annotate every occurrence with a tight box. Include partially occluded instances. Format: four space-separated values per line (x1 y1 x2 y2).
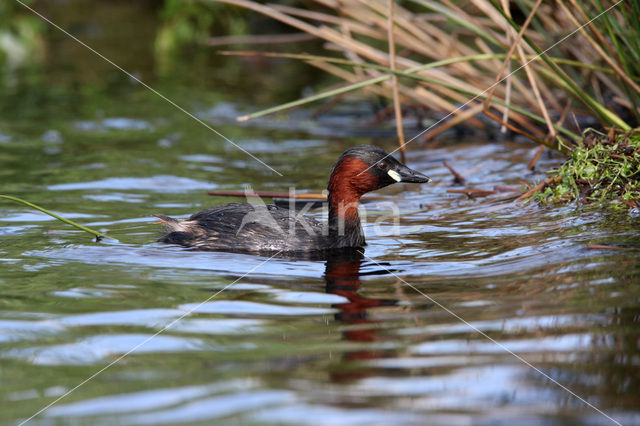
0 195 111 241
221 50 628 76
233 51 580 142
234 51 623 123
237 76 389 121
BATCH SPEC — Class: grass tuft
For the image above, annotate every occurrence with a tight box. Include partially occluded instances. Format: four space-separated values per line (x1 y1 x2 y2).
536 130 640 208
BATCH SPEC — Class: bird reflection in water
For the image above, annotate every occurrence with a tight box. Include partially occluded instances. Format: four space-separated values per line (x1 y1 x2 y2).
324 250 399 377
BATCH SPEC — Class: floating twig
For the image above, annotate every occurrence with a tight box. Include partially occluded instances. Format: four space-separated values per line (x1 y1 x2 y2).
206 190 387 203
587 243 639 251
527 145 546 170
443 161 466 184
447 188 496 198
494 185 521 192
207 190 327 199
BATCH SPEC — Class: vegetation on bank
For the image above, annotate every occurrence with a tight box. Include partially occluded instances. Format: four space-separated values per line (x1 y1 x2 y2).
208 2 637 138
2 1 639 209
205 0 639 208
537 129 640 209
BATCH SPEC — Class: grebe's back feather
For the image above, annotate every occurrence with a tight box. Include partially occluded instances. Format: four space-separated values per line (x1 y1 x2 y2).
156 202 327 253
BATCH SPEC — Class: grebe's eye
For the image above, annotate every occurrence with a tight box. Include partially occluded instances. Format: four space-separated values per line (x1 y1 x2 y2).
377 161 388 170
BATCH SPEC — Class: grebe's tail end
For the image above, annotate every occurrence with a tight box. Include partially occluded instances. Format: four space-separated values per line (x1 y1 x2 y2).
154 214 188 233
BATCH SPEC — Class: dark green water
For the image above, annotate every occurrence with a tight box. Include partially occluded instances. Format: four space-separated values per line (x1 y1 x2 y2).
1 2 640 425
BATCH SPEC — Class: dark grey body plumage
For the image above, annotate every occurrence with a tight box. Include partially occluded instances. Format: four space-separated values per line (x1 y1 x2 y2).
157 201 364 255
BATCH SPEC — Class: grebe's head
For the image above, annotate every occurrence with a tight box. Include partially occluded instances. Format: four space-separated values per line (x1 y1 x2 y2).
328 145 430 196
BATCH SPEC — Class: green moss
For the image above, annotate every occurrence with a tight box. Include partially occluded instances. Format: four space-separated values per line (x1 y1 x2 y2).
537 129 640 209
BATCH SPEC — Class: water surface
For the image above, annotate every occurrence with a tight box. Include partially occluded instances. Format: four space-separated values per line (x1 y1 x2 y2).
1 3 639 425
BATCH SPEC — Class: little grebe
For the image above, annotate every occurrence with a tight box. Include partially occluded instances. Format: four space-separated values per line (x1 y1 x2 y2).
157 145 430 255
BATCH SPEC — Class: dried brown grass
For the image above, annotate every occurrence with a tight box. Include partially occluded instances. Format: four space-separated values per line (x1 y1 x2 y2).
210 0 638 153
